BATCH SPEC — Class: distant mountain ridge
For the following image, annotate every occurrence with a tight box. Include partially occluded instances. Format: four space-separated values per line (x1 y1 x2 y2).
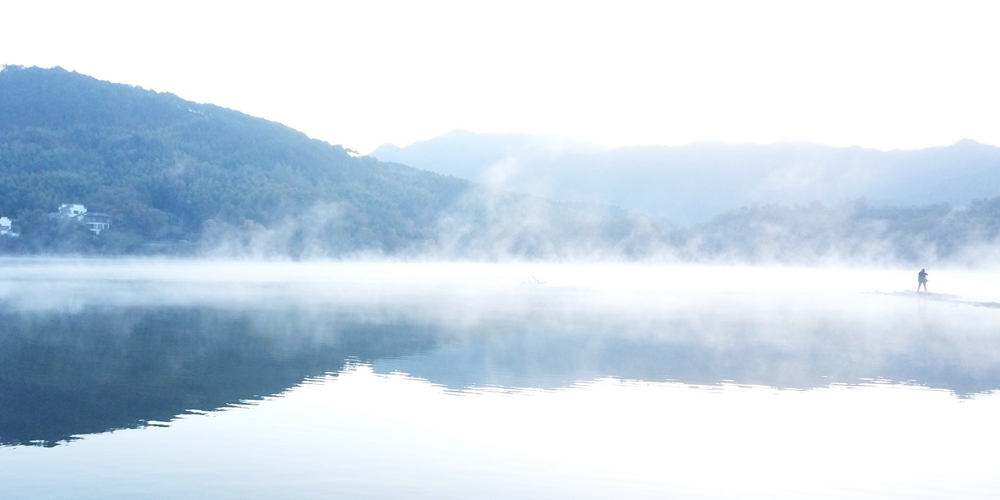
372 132 1000 224
372 130 608 182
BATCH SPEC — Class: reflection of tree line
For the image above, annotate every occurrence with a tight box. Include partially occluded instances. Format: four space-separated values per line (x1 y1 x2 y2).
375 306 1000 397
383 333 1000 396
4 300 1000 447
0 307 442 447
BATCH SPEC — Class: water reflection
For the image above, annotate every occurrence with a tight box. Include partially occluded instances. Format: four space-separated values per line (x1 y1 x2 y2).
4 261 1000 499
3 282 1000 447
377 292 1000 395
0 307 443 446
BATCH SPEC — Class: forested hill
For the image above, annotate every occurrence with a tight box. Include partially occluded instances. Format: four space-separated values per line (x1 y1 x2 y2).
0 65 470 255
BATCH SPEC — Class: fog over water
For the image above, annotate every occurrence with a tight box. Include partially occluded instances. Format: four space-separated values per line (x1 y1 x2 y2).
4 258 1000 395
2 258 1000 498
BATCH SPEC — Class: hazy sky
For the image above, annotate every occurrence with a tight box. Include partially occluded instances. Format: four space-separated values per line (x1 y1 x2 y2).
3 1 999 153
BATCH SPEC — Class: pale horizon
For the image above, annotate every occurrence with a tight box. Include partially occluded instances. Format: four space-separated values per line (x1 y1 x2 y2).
3 1 1000 154
368 129 992 155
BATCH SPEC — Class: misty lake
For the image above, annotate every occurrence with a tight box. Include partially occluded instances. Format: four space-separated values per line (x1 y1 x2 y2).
2 259 1000 499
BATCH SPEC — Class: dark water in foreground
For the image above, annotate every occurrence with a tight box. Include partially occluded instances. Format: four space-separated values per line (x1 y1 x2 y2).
1 261 999 499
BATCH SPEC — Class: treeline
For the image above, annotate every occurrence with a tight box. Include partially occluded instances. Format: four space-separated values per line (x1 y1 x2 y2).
675 198 1000 264
426 194 1000 264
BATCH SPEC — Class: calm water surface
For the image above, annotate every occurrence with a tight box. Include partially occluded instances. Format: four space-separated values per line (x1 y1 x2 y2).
1 259 999 499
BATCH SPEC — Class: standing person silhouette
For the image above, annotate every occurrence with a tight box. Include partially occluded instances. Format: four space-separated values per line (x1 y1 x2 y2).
917 269 928 292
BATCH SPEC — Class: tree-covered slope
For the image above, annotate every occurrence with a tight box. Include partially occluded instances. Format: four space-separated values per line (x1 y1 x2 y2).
0 65 469 255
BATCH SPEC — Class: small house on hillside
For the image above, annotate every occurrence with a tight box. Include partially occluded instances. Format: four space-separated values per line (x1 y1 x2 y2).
58 204 88 218
55 204 112 234
0 216 18 237
84 212 112 234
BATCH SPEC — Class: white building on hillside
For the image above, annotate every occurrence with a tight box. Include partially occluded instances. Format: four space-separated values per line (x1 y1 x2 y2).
55 204 112 234
84 212 112 234
0 216 17 237
58 204 88 218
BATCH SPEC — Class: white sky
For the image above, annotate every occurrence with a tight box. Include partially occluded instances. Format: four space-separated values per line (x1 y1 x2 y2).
2 0 999 153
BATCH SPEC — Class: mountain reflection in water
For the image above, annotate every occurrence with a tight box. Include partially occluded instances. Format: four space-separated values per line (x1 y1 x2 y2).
0 307 441 446
2 261 1000 448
